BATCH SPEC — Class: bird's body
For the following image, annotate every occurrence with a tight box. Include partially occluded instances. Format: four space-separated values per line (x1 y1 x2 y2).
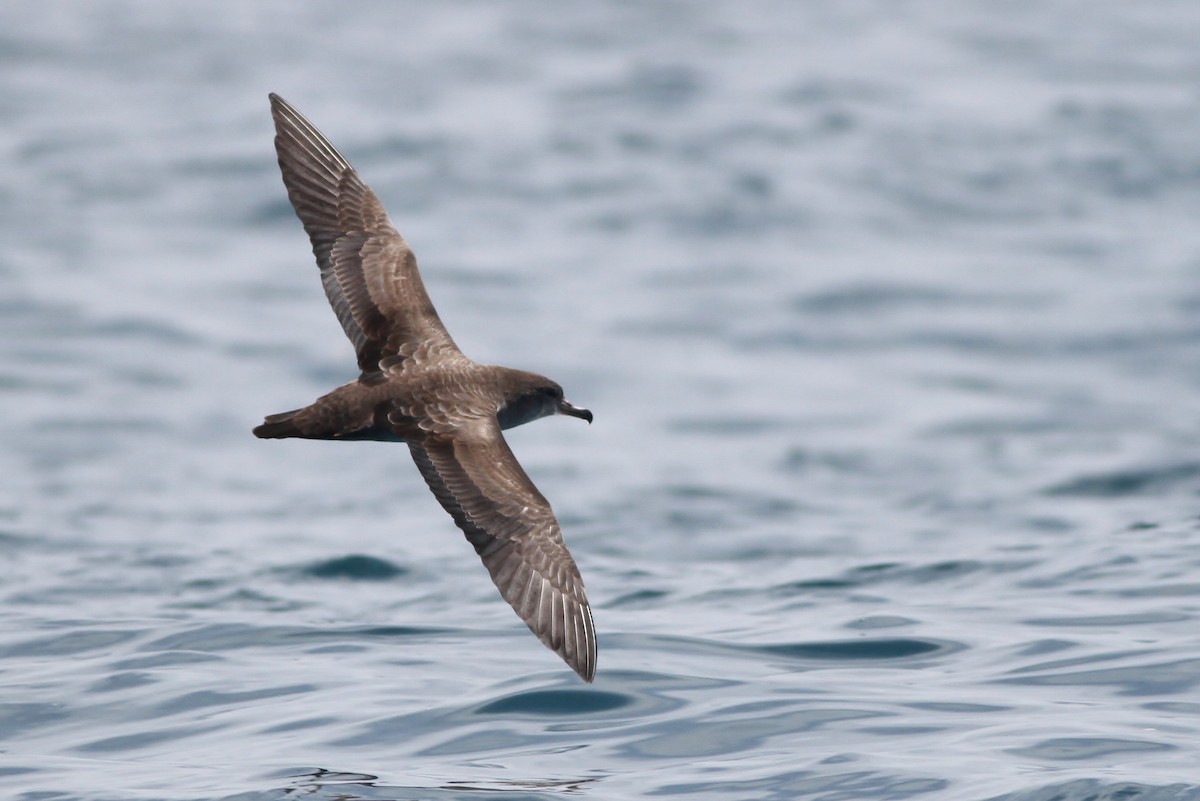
254 94 597 682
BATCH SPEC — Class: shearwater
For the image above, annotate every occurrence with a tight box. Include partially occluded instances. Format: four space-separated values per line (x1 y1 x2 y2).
254 94 597 682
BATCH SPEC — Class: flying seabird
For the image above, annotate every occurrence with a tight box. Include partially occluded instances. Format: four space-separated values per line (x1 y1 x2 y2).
254 93 597 682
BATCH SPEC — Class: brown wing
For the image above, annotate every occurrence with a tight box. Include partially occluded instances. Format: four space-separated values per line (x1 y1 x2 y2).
269 93 457 373
405 417 597 682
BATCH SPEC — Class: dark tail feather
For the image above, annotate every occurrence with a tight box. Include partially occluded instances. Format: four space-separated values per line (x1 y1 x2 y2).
253 409 304 439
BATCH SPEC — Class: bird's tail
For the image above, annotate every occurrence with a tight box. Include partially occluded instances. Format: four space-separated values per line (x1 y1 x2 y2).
253 409 305 439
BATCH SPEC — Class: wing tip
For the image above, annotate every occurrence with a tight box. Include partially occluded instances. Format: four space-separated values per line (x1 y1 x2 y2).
268 92 292 122
562 599 598 683
575 651 597 683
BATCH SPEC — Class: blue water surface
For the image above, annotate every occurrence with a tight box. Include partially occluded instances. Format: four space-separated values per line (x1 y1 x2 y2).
3 2 1200 799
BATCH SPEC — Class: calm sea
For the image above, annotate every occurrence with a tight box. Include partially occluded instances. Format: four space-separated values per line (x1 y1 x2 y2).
4 2 1200 799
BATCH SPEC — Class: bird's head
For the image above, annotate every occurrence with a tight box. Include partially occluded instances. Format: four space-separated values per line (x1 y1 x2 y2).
497 371 593 431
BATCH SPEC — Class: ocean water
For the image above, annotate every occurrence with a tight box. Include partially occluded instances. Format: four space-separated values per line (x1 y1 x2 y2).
4 2 1200 799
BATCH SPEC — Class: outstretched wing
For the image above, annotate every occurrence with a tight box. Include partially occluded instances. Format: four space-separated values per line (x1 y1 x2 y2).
405 417 597 682
269 93 457 373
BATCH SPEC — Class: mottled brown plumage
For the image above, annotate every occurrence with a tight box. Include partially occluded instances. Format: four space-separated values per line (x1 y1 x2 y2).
254 94 597 682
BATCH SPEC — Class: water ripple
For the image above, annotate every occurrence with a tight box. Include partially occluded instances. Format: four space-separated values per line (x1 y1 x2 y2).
5 2 1200 799
987 781 1200 801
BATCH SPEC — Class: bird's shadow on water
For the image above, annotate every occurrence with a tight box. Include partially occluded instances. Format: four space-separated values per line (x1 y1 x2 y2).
248 767 602 800
245 769 1200 801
